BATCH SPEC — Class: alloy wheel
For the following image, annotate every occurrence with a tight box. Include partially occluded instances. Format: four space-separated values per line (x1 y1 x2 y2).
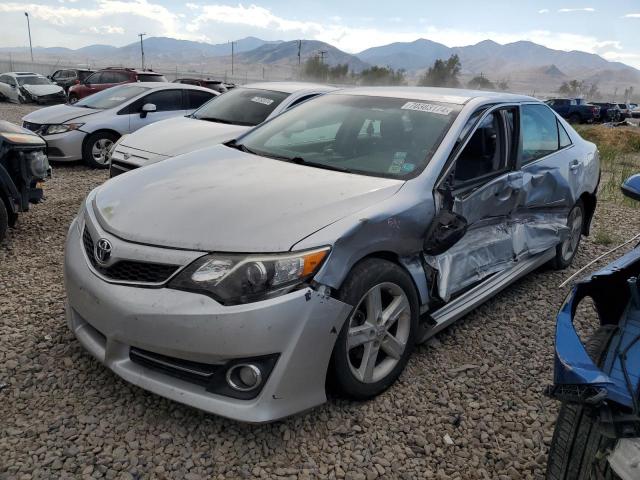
561 207 583 262
91 138 114 165
346 282 411 384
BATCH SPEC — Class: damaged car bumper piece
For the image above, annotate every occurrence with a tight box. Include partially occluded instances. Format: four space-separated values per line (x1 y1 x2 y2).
65 215 351 423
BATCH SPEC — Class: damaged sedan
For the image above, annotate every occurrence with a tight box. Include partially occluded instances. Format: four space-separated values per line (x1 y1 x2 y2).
0 72 66 105
64 87 600 422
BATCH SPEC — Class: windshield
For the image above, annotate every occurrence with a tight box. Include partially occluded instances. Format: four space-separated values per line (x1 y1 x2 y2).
17 76 50 86
137 74 167 82
237 94 461 179
192 87 288 126
75 84 149 109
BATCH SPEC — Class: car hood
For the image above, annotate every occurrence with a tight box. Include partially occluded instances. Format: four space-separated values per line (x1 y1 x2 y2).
94 145 404 252
22 84 63 96
22 104 101 124
120 116 251 157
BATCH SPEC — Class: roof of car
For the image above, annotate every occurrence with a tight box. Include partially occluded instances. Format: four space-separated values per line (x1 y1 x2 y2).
129 82 214 92
333 87 537 105
242 81 337 94
6 72 41 76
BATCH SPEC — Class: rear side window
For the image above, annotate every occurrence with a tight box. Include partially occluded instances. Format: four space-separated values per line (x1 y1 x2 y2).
137 74 167 82
111 71 130 83
558 121 572 149
185 90 215 109
521 104 560 164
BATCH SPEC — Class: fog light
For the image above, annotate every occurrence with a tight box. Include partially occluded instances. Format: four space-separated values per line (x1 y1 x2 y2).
226 364 262 391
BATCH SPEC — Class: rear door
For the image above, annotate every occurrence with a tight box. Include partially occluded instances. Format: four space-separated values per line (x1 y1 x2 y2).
426 105 521 301
126 89 187 132
518 103 580 223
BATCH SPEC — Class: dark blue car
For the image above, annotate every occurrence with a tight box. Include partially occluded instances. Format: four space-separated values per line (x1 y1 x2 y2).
546 174 640 480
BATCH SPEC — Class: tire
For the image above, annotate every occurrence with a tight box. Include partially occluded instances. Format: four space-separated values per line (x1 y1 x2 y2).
0 199 8 244
82 131 119 169
569 113 582 124
546 325 619 480
553 200 584 270
330 258 419 399
68 94 78 104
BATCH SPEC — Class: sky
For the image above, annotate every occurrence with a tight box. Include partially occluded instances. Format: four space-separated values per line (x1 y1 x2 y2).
2 1 640 67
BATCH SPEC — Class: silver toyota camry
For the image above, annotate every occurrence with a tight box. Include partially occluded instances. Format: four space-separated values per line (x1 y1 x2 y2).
65 87 600 422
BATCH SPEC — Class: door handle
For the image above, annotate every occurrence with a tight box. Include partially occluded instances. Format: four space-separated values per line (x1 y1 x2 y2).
569 160 580 172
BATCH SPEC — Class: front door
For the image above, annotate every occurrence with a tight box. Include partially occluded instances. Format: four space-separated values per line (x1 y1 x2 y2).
426 106 522 301
127 89 187 133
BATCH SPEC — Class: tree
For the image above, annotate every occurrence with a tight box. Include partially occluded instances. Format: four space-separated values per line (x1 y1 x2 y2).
467 75 494 90
328 64 349 82
558 79 584 96
497 80 509 91
419 54 461 87
303 56 329 80
358 66 406 86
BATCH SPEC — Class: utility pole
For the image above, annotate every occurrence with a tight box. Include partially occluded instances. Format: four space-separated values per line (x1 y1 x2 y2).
230 41 235 76
24 12 33 63
319 50 328 64
138 33 146 70
297 40 302 65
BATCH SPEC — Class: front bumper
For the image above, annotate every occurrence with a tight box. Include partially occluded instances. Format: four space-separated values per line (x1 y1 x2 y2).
64 218 351 422
43 129 85 162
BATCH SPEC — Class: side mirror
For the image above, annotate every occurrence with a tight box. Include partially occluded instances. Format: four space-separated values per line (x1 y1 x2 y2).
621 174 640 201
140 103 157 118
423 211 468 255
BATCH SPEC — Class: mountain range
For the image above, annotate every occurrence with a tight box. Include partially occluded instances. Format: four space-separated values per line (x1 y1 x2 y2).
1 35 638 94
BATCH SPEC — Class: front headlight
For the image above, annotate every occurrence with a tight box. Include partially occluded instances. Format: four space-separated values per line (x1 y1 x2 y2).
169 248 330 305
44 123 84 135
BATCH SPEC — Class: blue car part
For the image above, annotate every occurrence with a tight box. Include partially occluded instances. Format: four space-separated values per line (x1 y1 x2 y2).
549 246 640 423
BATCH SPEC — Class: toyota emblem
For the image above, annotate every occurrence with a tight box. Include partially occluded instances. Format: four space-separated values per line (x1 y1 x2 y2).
94 238 113 265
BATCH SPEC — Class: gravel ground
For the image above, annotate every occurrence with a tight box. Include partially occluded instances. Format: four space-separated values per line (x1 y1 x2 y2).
2 101 640 480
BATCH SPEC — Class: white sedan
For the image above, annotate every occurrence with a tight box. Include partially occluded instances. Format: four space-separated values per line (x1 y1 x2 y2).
0 72 65 104
21 83 217 168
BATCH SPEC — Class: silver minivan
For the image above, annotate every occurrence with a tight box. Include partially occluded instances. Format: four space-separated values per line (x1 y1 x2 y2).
65 87 600 422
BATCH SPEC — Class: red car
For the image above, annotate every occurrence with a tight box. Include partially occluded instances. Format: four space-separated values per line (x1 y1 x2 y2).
67 67 167 103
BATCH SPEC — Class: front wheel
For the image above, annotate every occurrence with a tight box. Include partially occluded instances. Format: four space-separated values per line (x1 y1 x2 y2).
553 200 584 270
569 113 582 124
82 132 119 169
330 258 419 399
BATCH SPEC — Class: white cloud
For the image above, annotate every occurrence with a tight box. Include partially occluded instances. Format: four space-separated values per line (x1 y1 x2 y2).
624 13 640 18
538 9 549 14
558 7 595 13
83 25 124 34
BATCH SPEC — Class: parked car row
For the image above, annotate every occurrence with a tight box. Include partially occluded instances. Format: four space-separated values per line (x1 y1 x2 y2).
54 85 601 423
0 67 236 105
545 98 601 123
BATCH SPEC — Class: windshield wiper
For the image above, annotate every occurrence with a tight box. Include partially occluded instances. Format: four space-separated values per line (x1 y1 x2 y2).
285 156 352 173
224 139 261 156
198 117 234 124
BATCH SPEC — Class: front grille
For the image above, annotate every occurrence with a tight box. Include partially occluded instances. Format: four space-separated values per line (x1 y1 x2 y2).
130 347 218 387
82 227 179 284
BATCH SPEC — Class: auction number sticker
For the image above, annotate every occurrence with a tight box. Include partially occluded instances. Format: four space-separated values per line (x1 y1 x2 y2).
401 102 452 115
250 96 275 106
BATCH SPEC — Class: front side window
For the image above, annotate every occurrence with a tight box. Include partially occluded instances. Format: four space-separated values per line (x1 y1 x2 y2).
453 109 514 184
521 104 560 164
192 87 289 126
237 94 461 179
86 72 104 84
76 84 149 109
135 89 184 111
